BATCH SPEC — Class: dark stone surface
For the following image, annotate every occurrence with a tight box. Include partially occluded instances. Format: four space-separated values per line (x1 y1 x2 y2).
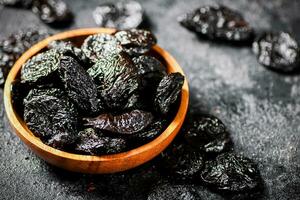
1 0 300 199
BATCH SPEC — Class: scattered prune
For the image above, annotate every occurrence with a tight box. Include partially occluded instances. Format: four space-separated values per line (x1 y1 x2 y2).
93 1 144 30
87 52 140 109
48 40 90 67
115 29 157 56
75 128 127 155
154 73 184 115
0 29 49 86
81 33 123 63
178 5 253 42
133 55 167 91
147 182 200 200
24 88 78 149
160 143 204 181
0 0 32 8
183 114 231 153
31 0 73 25
58 56 102 114
252 32 300 72
83 109 153 135
201 152 261 192
130 118 168 145
20 49 61 84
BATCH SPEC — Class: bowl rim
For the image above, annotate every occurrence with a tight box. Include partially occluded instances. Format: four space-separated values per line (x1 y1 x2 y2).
4 28 189 162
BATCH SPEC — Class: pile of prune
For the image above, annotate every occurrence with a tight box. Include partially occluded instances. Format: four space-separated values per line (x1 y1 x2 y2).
0 28 50 86
179 4 300 73
13 29 184 155
93 1 144 30
0 0 73 26
151 114 262 197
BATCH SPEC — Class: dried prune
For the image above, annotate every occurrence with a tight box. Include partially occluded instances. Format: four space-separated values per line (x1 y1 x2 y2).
0 0 32 8
20 49 61 84
183 114 231 153
48 40 90 67
81 34 122 63
11 80 30 115
115 29 157 56
84 110 153 135
75 128 127 155
87 52 140 109
133 55 167 91
0 29 49 86
252 32 300 72
31 0 73 25
147 182 200 200
24 88 78 149
93 1 144 30
130 118 167 144
58 56 102 114
45 132 76 150
154 73 184 115
160 143 204 181
178 5 253 42
201 152 261 192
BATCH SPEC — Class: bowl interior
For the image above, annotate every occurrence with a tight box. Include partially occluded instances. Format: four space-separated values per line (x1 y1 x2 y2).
4 28 189 163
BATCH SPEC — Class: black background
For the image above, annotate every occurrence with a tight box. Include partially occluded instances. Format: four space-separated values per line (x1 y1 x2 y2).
0 0 299 199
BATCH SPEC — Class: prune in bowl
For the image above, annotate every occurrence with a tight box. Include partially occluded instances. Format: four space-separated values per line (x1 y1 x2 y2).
4 28 189 174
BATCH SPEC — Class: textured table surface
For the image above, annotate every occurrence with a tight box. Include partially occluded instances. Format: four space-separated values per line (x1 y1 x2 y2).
0 0 299 199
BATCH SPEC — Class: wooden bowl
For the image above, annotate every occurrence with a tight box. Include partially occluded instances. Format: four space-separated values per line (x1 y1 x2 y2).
3 28 189 174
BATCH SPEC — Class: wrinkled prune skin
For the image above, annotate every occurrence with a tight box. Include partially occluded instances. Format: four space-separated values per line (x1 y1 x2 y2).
20 49 61 84
133 55 166 76
58 56 101 114
87 52 140 109
154 73 184 115
252 32 300 72
24 88 78 149
130 118 167 145
31 0 73 25
93 1 143 30
81 34 123 63
160 143 204 181
0 29 49 86
11 80 30 116
45 132 76 150
133 55 167 91
147 182 200 200
48 40 90 67
115 29 157 56
178 5 253 42
201 152 261 192
183 114 231 153
0 0 32 8
75 128 127 155
84 110 153 135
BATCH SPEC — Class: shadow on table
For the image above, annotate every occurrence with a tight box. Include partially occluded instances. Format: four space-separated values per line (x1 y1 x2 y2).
43 159 161 200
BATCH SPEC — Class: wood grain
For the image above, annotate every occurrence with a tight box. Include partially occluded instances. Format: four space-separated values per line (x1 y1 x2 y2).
3 28 189 174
